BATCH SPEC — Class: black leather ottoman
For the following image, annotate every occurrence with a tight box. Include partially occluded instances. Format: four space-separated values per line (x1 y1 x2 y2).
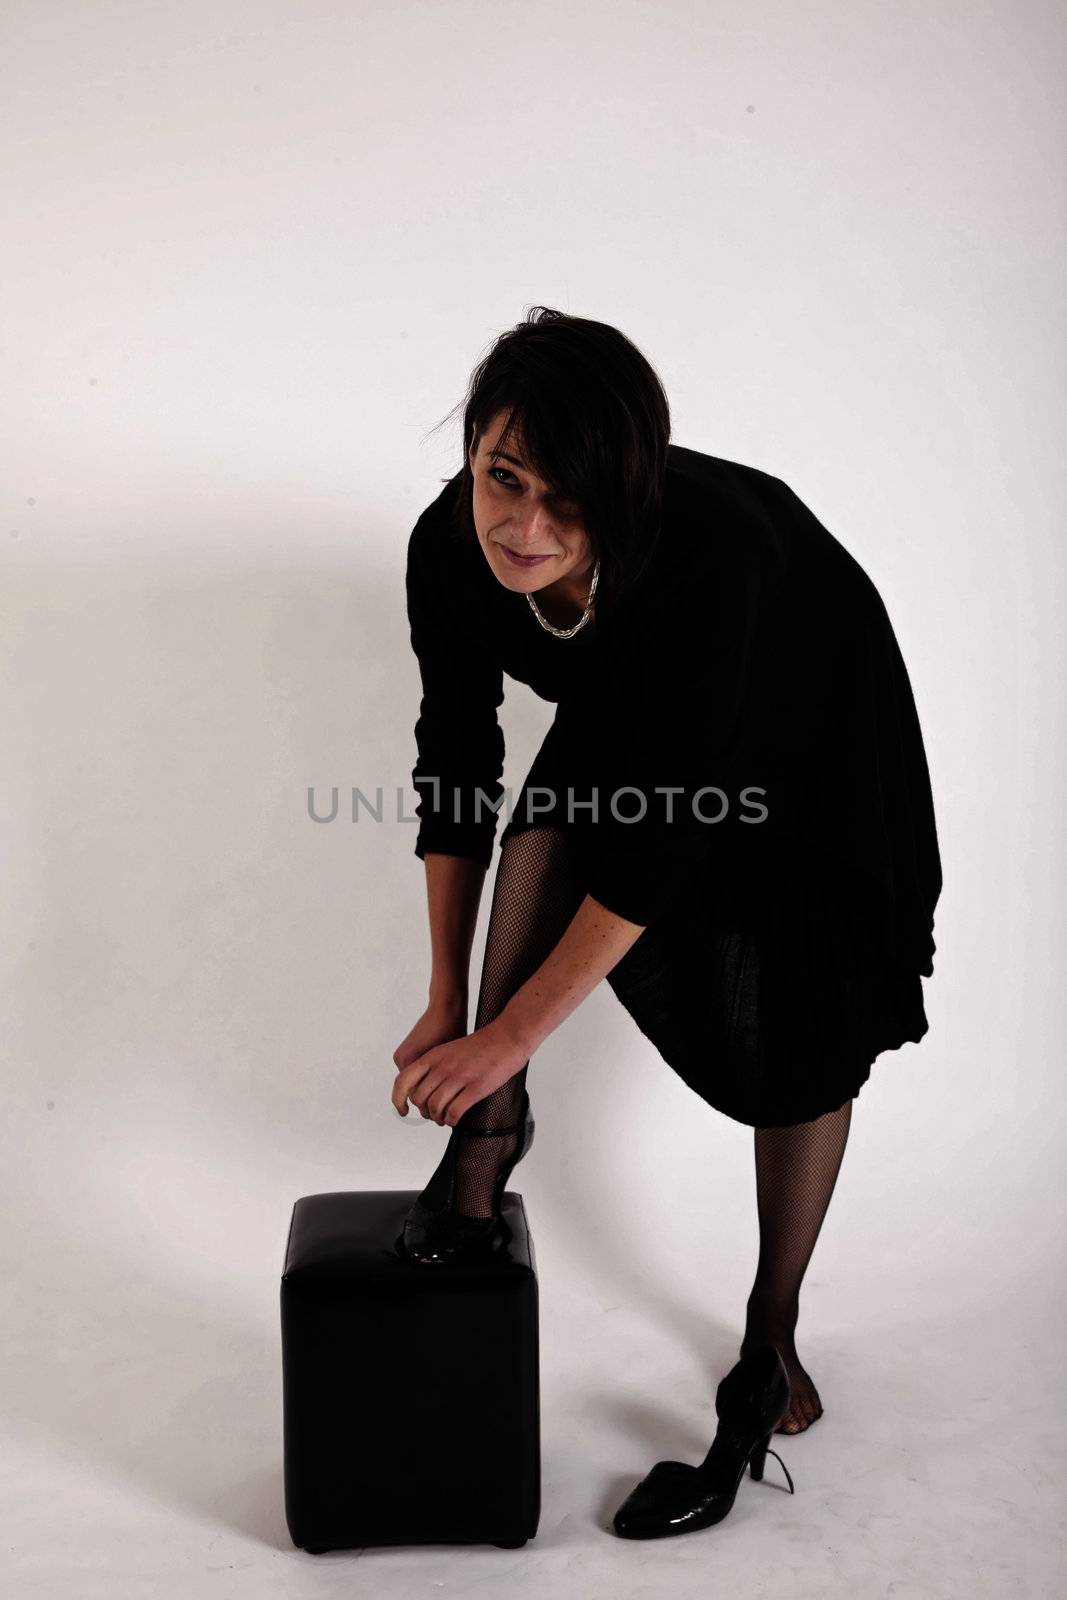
281 1190 540 1551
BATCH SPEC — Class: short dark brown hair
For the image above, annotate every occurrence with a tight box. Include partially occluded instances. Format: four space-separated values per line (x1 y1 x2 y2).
429 306 671 611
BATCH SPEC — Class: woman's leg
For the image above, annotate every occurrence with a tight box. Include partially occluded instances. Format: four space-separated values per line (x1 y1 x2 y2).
412 824 585 1219
740 1097 854 1433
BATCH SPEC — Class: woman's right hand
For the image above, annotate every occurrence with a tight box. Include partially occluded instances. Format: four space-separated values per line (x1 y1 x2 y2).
392 995 469 1116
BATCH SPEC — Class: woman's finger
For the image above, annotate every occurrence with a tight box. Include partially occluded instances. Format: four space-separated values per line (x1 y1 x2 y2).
415 1077 453 1121
392 1053 433 1115
392 1076 410 1116
440 1086 479 1126
425 1075 470 1127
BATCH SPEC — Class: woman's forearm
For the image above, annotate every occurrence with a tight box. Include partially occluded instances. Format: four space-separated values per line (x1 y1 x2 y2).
495 893 646 1057
423 852 488 1008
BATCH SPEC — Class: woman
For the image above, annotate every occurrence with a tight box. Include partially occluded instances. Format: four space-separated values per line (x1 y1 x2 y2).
390 308 942 1477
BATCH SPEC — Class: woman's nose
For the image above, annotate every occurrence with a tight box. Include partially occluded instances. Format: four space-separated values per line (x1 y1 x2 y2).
512 504 556 549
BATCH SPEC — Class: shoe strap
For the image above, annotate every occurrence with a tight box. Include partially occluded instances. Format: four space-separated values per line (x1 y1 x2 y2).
763 1445 795 1495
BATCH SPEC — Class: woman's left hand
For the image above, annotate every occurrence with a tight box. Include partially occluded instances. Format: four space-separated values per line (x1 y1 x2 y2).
391 1014 530 1126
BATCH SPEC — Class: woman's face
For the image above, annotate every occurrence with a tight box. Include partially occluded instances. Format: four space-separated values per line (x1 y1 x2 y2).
467 411 596 605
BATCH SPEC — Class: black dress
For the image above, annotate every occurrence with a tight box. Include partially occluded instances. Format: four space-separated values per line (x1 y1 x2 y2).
404 444 943 1129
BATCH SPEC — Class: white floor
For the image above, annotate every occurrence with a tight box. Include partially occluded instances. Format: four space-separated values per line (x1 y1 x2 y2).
4 1162 1063 1598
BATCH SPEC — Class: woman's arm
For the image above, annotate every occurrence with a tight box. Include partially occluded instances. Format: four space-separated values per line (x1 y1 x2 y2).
423 851 487 1011
495 891 646 1057
406 491 507 869
393 887 647 1123
422 856 646 1040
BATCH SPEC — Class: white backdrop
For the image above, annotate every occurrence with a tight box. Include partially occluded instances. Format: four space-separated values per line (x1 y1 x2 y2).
3 2 1063 1595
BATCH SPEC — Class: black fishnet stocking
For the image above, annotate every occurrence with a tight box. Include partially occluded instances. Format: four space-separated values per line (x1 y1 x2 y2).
739 1097 853 1433
414 825 584 1219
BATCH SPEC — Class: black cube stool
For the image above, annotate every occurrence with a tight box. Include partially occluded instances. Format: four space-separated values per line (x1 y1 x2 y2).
281 1190 540 1551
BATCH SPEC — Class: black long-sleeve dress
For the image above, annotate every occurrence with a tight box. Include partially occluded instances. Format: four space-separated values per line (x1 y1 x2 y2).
404 443 943 1128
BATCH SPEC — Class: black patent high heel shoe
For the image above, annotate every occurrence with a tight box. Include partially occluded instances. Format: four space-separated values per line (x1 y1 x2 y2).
612 1343 796 1540
397 1088 535 1265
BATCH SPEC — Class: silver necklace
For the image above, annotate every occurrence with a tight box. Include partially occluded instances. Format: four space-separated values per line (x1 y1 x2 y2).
525 557 601 639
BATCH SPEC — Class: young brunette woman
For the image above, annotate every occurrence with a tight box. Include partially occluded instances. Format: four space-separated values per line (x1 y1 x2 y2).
390 307 942 1540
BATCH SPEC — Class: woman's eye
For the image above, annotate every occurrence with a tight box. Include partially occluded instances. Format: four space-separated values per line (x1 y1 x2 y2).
486 466 579 518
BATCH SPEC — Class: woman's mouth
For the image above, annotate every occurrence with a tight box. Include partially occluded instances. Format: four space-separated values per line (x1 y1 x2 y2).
500 546 553 568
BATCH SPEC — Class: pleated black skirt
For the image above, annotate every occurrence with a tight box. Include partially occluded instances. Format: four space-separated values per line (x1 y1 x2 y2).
497 730 932 1130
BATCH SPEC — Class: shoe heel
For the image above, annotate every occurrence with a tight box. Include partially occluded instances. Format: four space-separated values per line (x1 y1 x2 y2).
749 1431 771 1482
